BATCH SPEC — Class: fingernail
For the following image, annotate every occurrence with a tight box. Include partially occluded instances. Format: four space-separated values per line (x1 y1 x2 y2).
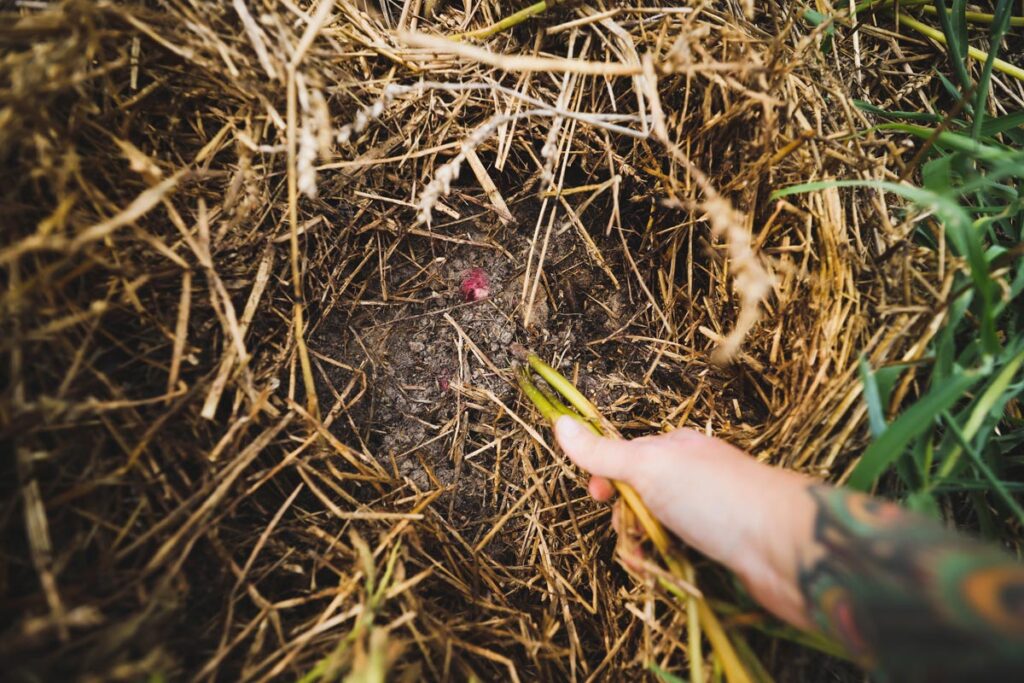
555 415 586 440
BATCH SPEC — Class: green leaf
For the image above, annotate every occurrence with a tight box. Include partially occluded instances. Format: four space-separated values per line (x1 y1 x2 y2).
936 347 1024 479
941 409 1024 527
933 0 972 94
853 99 945 124
875 365 906 409
649 663 688 683
906 489 942 517
936 287 973 380
1011 259 1024 298
802 8 834 33
860 356 887 437
935 72 969 113
848 369 982 490
978 110 1024 139
971 0 1014 140
802 8 835 53
774 177 999 355
951 0 969 60
875 123 1009 161
922 155 954 195
771 180 972 244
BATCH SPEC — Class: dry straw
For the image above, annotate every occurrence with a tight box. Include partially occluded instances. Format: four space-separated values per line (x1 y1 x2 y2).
0 0 980 679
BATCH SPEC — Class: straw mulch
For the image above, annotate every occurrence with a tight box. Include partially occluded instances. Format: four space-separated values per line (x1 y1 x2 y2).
1 0 970 680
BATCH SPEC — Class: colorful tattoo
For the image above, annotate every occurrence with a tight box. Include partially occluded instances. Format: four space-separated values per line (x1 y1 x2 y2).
798 486 1024 681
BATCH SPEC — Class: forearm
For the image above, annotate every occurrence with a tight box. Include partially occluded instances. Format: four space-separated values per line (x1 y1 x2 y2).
631 436 1024 678
795 485 1024 679
555 420 1024 678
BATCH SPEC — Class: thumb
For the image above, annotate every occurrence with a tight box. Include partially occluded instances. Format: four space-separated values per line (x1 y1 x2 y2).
554 416 633 482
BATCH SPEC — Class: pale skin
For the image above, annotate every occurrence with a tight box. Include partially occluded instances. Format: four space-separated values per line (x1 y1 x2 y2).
554 415 1024 679
554 416 820 630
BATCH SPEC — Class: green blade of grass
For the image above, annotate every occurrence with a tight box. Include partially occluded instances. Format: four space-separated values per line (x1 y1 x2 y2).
874 123 1009 160
860 356 888 437
940 410 1024 527
650 663 688 683
854 98 946 123
932 0 972 93
976 111 1024 144
971 0 1014 140
936 347 1024 479
847 369 982 490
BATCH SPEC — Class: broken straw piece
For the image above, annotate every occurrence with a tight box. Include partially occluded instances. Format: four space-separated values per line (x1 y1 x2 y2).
460 267 490 302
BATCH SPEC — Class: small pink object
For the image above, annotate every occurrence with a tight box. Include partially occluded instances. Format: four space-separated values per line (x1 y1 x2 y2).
438 375 450 392
460 267 490 302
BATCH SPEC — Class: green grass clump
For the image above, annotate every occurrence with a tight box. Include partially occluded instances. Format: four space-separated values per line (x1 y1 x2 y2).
779 1 1024 530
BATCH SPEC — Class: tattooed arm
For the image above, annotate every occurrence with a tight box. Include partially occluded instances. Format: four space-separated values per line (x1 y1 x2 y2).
553 417 1024 680
798 485 1024 679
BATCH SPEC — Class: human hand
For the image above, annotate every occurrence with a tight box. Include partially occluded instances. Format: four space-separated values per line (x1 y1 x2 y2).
555 416 1024 679
553 415 817 629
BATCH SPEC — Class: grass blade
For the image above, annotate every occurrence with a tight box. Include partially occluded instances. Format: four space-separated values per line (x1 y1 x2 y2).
971 0 1014 140
936 347 1024 479
941 410 1024 527
860 356 888 437
848 369 982 490
932 0 972 93
773 178 998 354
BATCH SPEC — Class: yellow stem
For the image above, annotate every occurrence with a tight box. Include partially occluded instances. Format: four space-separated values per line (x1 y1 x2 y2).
458 0 551 41
526 354 603 423
684 562 704 683
518 363 753 683
917 5 1024 27
897 13 1024 82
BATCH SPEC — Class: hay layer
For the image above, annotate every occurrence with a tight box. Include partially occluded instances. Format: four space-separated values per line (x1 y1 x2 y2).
1 1 981 679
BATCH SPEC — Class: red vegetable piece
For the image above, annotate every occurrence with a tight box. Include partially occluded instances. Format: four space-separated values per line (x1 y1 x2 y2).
460 267 490 302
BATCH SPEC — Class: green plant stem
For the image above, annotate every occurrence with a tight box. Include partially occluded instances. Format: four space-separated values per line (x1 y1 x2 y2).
684 561 704 683
536 381 577 418
526 353 604 423
517 362 753 683
918 4 1024 26
458 0 553 41
897 13 1024 82
970 0 1014 140
935 348 1024 481
940 411 1024 526
516 367 562 423
851 1 1023 29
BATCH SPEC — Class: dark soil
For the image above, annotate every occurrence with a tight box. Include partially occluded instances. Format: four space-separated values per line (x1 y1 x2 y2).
308 206 630 530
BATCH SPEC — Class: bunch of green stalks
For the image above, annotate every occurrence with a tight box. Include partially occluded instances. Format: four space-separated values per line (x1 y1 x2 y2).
877 0 1024 83
516 353 754 683
779 0 1024 526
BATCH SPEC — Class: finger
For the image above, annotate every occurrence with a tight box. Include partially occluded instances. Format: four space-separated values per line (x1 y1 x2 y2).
588 476 616 502
554 415 634 482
